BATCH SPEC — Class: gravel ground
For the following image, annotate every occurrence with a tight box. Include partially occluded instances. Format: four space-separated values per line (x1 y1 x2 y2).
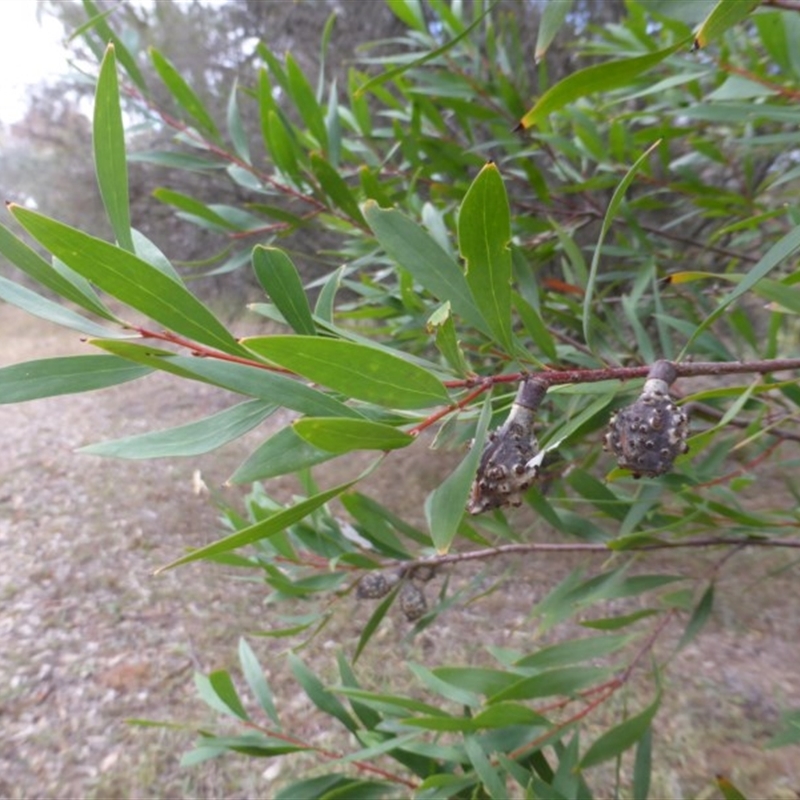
1 305 800 799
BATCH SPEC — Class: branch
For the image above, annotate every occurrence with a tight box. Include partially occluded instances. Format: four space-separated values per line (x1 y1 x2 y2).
382 536 800 573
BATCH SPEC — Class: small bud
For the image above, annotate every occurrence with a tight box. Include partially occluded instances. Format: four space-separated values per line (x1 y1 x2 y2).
356 570 400 599
604 360 689 478
399 581 428 621
468 379 547 514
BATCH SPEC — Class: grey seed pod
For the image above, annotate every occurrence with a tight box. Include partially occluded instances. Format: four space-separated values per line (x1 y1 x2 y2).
604 361 689 478
468 378 547 514
356 570 400 600
399 581 428 621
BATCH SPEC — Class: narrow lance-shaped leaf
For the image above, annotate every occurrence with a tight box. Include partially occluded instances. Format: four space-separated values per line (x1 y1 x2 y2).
155 464 378 573
0 275 120 340
535 0 575 62
518 38 691 130
78 0 148 91
149 47 220 140
194 670 249 721
426 392 492 553
252 246 316 336
694 0 760 49
93 44 134 252
363 201 490 335
243 335 450 410
9 206 246 357
238 638 280 727
292 417 414 453
0 224 116 320
580 695 660 768
459 162 514 351
79 399 276 459
0 355 150 404
583 140 661 351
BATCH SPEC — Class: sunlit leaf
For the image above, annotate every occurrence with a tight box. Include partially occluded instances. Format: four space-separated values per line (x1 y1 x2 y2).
9 207 245 356
243 335 449 409
93 45 133 251
518 38 691 129
694 0 760 49
459 162 513 350
580 695 660 768
293 417 414 453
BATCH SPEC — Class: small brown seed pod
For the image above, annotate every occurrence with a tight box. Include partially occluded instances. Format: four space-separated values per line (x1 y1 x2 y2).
356 570 400 600
399 581 428 621
604 360 689 478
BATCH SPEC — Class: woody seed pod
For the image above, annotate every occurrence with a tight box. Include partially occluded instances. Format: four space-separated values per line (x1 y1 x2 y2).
604 360 689 478
356 570 400 600
399 581 428 621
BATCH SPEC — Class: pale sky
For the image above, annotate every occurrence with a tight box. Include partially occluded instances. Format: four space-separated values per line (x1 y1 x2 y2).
0 1 69 123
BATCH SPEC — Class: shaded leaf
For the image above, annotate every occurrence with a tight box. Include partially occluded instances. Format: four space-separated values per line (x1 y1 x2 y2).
79 399 275 458
580 695 660 768
293 417 413 453
0 355 150 404
426 392 492 553
694 0 760 49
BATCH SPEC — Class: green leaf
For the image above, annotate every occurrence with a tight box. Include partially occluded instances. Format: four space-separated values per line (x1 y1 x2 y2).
694 0 760 49
363 201 490 335
90 343 360 419
428 303 470 377
676 583 715 651
680 223 800 356
79 399 275 458
715 775 749 800
289 654 358 733
459 162 513 351
0 275 119 339
581 695 660 768
226 78 251 163
580 610 660 630
230 427 336 484
488 666 609 703
293 418 414 453
153 188 241 231
0 356 150 403
93 45 133 252
0 224 115 320
514 634 632 670
426 392 492 553
633 725 652 800
155 467 374 573
535 0 575 62
243 335 449 410
238 638 280 727
518 38 691 129
464 737 508 800
286 53 328 151
310 152 366 225
252 246 316 336
353 583 402 664
149 47 220 139
583 140 662 350
79 0 148 91
9 207 244 356
356 4 492 97
194 670 249 721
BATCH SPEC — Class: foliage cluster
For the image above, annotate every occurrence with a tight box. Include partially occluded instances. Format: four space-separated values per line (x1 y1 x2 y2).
2 0 800 796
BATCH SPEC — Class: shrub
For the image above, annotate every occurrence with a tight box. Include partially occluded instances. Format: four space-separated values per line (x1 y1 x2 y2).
2 0 800 796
